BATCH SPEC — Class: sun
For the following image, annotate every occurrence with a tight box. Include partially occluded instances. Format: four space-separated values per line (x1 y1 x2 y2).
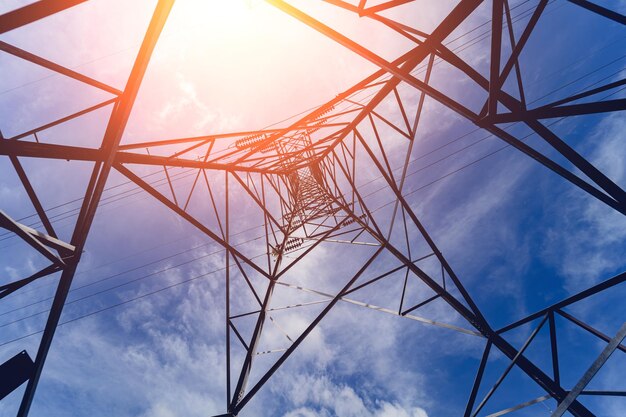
175 0 263 22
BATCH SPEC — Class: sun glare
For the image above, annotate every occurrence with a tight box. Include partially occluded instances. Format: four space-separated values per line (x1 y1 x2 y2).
171 0 265 30
140 0 362 135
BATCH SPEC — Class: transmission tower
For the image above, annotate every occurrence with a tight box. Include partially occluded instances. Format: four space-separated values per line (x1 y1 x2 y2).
0 1 624 417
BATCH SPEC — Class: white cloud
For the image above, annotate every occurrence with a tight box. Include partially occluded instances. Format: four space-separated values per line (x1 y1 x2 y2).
3 2 623 417
155 72 219 135
283 407 330 417
541 114 626 291
275 373 429 417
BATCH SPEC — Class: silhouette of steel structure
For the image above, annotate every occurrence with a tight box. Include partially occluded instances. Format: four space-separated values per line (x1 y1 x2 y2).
0 1 625 416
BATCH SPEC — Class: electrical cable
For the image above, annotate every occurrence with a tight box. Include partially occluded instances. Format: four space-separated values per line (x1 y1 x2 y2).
2 0 614 242
3 82 623 343
1 0 623 346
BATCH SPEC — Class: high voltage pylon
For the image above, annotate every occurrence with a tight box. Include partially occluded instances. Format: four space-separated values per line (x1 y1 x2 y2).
0 1 624 416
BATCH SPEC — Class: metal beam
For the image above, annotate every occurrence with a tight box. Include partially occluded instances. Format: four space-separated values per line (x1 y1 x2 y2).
0 0 89 34
1 1 623 415
232 247 384 413
0 40 121 95
114 163 271 279
15 2 174 415
566 0 626 25
558 310 626 354
487 0 503 117
0 265 61 300
492 99 626 123
498 271 626 333
325 144 594 416
0 351 34 400
268 0 626 216
0 210 65 266
551 322 626 417
0 140 104 162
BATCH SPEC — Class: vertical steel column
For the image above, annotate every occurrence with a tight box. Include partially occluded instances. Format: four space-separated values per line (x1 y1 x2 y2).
487 0 503 117
225 171 232 409
15 2 174 416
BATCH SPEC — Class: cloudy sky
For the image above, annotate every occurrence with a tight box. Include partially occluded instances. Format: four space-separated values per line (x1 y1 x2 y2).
0 1 625 416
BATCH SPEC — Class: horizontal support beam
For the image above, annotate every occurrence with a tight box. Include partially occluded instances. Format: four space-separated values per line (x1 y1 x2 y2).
491 99 626 123
115 152 273 174
498 271 626 333
117 129 286 150
0 0 88 34
0 140 104 161
566 0 626 25
0 41 121 95
0 140 278 174
541 78 626 109
7 98 117 141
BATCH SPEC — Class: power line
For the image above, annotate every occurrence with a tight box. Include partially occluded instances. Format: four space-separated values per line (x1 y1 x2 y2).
2 0 623 351
2 0 616 244
3 50 623 309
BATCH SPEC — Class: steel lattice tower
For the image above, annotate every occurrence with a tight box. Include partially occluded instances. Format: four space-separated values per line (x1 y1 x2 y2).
0 1 624 416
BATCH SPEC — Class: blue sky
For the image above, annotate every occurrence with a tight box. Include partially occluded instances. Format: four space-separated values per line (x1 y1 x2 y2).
0 1 625 416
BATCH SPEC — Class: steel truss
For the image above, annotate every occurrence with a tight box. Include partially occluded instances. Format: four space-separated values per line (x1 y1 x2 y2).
0 1 624 416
